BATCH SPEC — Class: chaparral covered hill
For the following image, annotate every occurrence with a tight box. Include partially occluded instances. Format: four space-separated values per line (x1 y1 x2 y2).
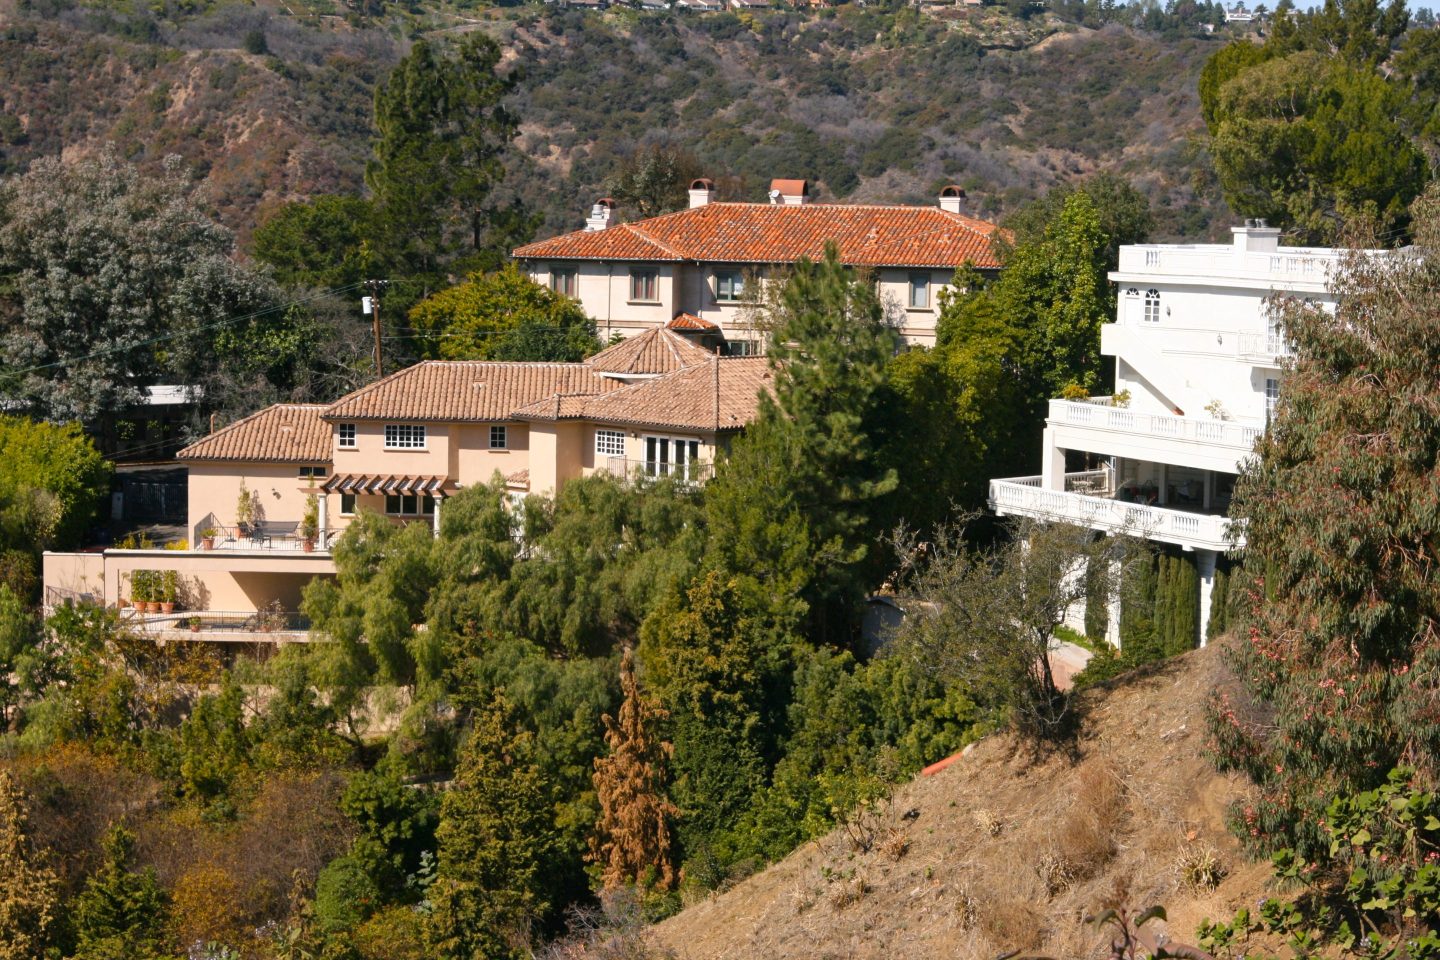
651 641 1279 960
0 0 1233 246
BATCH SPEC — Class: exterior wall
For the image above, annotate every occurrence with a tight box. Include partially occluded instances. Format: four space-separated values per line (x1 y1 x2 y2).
528 423 563 495
187 461 328 541
532 261 677 339
42 552 105 604
101 550 336 612
525 258 966 349
454 422 529 488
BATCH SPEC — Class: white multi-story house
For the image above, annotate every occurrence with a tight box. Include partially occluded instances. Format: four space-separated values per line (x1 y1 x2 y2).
988 222 1367 646
512 179 1003 351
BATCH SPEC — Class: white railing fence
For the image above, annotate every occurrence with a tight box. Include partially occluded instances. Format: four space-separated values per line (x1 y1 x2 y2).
1049 399 1263 450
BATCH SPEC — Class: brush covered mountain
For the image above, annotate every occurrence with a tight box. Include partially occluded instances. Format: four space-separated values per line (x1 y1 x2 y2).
0 0 1234 246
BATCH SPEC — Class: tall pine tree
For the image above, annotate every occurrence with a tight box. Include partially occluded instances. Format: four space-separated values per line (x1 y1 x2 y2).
0 771 58 960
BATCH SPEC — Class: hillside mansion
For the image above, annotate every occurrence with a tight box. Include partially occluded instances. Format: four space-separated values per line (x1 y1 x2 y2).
41 183 1343 654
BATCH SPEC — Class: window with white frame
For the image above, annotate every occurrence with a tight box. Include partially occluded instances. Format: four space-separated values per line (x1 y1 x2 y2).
908 273 930 309
489 425 508 449
1265 378 1281 423
340 493 356 515
551 267 577 297
298 465 328 480
724 339 761 357
384 424 426 449
338 423 357 448
629 269 659 302
595 429 625 457
385 493 435 516
643 436 701 480
1143 289 1161 323
714 270 745 303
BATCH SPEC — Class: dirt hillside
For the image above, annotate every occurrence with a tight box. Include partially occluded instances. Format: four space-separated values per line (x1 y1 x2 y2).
652 642 1277 960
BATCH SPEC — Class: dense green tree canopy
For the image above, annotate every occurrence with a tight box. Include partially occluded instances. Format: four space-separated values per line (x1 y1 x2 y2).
0 416 110 553
1200 0 1428 242
0 148 280 422
406 265 601 362
252 195 378 291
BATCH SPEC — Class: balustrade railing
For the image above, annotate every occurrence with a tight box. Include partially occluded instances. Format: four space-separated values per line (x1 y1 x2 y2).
1048 400 1263 450
989 475 1241 550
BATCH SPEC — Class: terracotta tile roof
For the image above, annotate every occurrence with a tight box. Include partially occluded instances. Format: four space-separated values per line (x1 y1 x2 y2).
322 362 623 423
514 357 773 433
178 404 331 463
667 313 719 331
512 202 1003 269
586 328 718 376
504 469 530 488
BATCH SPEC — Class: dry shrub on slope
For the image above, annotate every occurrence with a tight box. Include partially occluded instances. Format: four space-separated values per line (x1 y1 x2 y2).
650 641 1278 960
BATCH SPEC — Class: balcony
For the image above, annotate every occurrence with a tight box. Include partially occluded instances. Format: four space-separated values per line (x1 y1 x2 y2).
125 608 312 642
191 515 332 554
599 457 715 484
989 473 1241 551
1114 245 1342 288
1234 332 1291 366
1050 399 1262 448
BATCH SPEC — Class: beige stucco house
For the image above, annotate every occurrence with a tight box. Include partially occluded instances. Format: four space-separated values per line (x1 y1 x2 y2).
512 179 1003 350
43 329 771 623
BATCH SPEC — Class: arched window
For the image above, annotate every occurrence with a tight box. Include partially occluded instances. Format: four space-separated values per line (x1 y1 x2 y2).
1143 289 1161 323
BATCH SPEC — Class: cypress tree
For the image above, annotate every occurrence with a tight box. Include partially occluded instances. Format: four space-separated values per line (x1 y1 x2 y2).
1083 552 1110 641
1207 566 1230 639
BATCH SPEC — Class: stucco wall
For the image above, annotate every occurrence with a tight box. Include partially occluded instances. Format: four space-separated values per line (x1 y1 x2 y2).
187 461 327 540
42 552 105 603
454 423 529 488
103 550 335 611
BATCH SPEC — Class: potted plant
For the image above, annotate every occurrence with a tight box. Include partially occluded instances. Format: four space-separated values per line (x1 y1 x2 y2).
131 570 151 612
200 527 217 550
300 494 319 552
160 570 178 614
187 616 202 633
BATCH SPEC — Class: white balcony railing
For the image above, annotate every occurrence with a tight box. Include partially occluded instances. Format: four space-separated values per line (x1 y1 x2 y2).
1235 332 1292 364
1115 245 1342 285
601 457 714 484
989 475 1241 551
1049 400 1263 451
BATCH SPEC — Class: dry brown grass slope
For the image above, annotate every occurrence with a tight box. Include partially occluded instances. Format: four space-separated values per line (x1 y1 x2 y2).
651 641 1279 960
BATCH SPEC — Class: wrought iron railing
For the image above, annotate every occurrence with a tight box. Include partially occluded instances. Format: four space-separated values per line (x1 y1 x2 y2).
128 609 312 635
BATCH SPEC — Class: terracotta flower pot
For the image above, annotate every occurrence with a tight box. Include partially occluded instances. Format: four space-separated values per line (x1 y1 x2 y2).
160 602 175 614
202 537 215 550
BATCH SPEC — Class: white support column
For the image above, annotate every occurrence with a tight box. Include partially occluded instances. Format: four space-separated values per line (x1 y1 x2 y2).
317 494 328 548
432 496 442 536
1106 556 1123 649
1041 426 1066 491
1196 548 1218 647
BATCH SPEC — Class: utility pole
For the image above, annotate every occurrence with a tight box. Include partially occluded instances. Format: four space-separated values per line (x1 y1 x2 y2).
362 279 388 378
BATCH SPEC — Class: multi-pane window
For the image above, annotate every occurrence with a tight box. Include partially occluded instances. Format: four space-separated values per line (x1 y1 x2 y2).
339 493 357 515
1143 289 1161 323
630 269 659 302
551 267 577 297
644 436 702 480
385 494 435 516
338 423 357 448
714 270 745 303
298 465 328 479
489 425 508 450
384 424 426 449
724 339 761 357
1265 377 1281 424
908 273 930 309
595 429 625 457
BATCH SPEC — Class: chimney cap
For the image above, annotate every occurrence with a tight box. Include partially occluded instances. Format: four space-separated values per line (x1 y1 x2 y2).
689 177 715 191
939 184 966 199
